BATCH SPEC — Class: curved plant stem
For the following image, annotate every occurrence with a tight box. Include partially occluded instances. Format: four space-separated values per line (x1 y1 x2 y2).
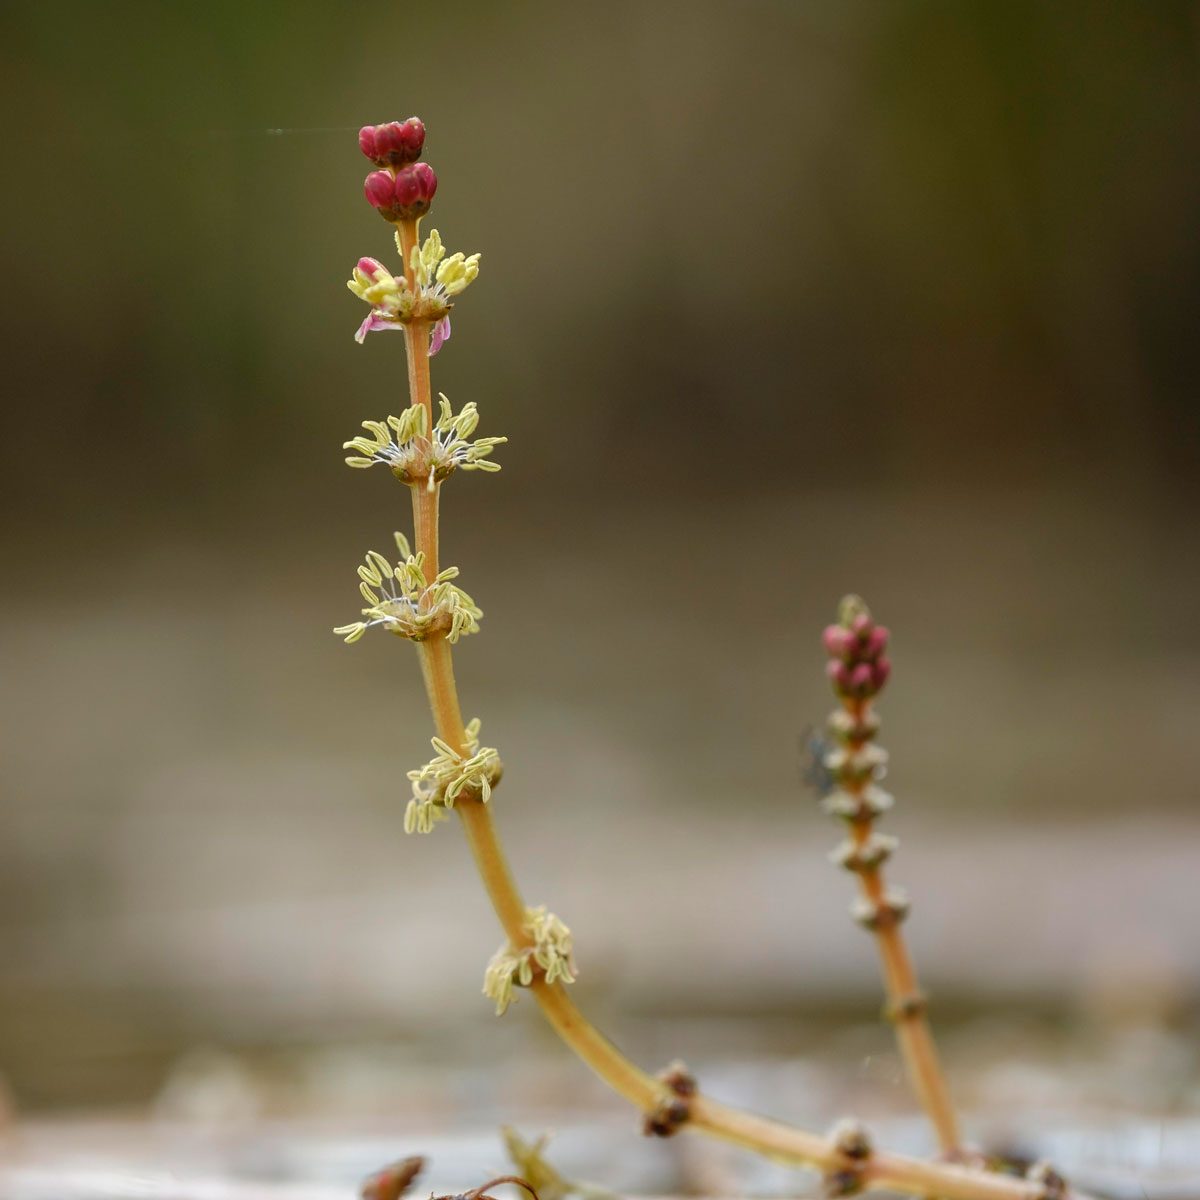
386 215 1087 1200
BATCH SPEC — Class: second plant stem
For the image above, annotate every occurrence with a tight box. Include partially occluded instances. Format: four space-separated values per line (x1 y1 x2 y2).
842 696 960 1154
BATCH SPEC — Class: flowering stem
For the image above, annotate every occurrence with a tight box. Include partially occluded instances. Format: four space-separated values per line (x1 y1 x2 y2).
416 635 466 744
383 298 1095 1200
391 258 660 1101
820 598 964 1154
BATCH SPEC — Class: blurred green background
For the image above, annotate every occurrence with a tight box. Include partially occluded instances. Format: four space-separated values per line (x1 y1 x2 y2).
2 0 1199 1145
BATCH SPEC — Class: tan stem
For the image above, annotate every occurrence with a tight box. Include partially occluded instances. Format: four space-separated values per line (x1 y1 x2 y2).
382 248 1091 1200
416 635 466 745
690 1097 1047 1200
411 472 440 579
843 701 961 1153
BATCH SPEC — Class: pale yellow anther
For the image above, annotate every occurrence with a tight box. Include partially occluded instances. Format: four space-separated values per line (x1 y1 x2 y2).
405 718 500 836
417 228 446 287
436 252 480 296
483 906 576 1015
341 400 505 479
367 550 393 578
334 544 481 647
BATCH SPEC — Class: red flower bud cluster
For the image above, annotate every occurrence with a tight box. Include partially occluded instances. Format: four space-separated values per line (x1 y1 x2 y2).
823 608 891 700
363 162 437 222
359 117 437 222
359 118 425 167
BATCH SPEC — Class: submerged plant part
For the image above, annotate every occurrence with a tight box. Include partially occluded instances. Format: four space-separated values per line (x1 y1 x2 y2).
360 1157 426 1200
820 596 960 1154
502 1128 616 1200
357 1152 542 1200
327 116 1090 1200
454 1179 540 1200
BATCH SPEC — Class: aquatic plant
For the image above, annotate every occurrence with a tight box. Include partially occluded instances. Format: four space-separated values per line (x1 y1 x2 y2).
331 116 1085 1200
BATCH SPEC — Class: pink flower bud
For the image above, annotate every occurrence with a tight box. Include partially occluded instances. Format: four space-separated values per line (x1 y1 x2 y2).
389 162 438 218
848 663 875 695
861 625 889 660
392 167 421 208
356 256 388 283
850 612 874 638
363 164 437 222
823 625 855 659
404 162 438 211
381 118 425 165
871 658 891 691
359 118 426 167
826 660 852 692
364 170 398 213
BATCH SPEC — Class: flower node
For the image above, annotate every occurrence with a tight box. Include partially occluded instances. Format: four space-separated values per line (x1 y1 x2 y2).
851 890 911 931
827 708 881 745
641 1094 691 1139
642 1058 696 1135
1026 1161 1068 1200
344 397 506 485
882 991 928 1023
822 785 894 822
823 1118 873 1197
657 1059 698 1098
348 228 480 349
405 718 503 835
831 1116 873 1160
823 743 888 787
829 832 899 873
483 907 577 1015
333 531 482 646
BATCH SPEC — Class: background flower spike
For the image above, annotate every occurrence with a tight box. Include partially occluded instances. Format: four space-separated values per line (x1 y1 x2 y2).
817 595 959 1154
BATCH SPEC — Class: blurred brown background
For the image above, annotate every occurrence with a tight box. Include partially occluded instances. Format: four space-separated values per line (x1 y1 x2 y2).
2 0 1199 1183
